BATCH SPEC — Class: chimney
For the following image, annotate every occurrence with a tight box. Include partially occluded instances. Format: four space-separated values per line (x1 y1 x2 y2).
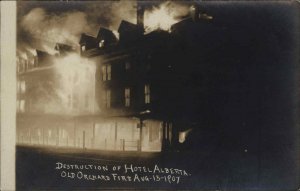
137 2 144 33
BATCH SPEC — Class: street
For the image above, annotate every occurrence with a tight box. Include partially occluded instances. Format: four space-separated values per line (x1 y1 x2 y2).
16 144 297 190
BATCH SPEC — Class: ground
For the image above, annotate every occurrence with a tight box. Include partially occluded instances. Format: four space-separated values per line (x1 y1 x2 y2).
16 145 298 191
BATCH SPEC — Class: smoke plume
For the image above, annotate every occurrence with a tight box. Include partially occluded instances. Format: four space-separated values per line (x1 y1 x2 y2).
20 8 91 49
17 1 191 56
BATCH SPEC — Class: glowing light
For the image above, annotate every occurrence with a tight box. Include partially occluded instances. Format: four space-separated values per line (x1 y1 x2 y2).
178 128 192 143
144 3 177 32
42 44 59 55
18 51 28 60
54 53 96 114
144 2 189 33
112 30 120 40
28 48 37 56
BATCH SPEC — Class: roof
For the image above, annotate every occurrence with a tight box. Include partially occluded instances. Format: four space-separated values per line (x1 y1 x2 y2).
54 43 74 52
118 20 139 33
96 27 118 44
79 33 97 44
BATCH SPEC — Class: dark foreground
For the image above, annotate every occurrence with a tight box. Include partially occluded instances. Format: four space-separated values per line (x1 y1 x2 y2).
16 145 298 191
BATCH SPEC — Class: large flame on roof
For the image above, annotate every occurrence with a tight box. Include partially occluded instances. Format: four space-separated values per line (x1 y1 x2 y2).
144 2 190 33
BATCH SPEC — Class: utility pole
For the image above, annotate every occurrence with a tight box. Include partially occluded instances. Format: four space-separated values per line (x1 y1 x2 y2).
138 118 143 152
83 131 86 149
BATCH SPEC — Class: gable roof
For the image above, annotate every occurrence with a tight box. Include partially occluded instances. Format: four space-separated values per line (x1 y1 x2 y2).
118 20 139 33
79 33 97 44
96 27 118 43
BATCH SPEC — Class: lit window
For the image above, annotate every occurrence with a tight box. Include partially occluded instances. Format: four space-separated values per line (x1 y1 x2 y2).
102 64 111 81
107 65 111 80
102 66 107 81
20 81 26 93
99 40 105 48
81 45 86 51
20 99 25 113
144 84 150 104
125 62 131 70
125 88 130 107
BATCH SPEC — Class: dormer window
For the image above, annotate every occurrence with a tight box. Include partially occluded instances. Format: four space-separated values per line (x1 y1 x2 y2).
99 40 105 48
81 45 86 51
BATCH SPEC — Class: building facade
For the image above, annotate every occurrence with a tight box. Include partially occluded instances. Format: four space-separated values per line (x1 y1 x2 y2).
17 3 212 152
16 44 97 148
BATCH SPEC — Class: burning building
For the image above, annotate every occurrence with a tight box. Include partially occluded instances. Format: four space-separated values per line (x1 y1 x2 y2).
16 43 97 147
78 3 214 152
17 1 214 152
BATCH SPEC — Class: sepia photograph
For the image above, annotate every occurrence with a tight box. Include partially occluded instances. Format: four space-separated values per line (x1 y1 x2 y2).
1 0 299 190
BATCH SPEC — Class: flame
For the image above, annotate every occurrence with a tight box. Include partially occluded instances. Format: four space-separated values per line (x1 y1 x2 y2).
40 43 59 55
112 30 120 40
144 2 189 33
27 48 37 56
54 53 96 114
17 51 28 60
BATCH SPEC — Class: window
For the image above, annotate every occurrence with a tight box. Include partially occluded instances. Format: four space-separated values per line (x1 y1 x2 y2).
125 62 131 70
32 59 35 67
99 40 105 48
107 65 111 80
20 80 26 93
102 66 107 81
81 45 86 51
144 84 150 104
103 89 111 108
125 88 130 107
102 64 111 81
20 99 25 113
